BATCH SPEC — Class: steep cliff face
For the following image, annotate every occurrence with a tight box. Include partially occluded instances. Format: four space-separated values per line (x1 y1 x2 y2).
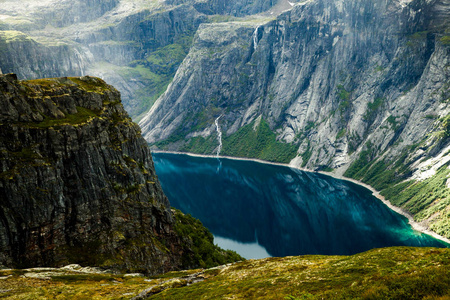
140 0 450 237
0 0 120 29
0 31 88 80
0 74 240 273
191 0 277 16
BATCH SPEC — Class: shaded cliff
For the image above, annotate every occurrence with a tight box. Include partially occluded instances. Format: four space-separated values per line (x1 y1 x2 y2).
140 0 450 238
0 74 240 273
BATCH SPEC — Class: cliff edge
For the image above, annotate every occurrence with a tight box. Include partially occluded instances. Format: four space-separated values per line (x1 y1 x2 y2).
0 74 240 274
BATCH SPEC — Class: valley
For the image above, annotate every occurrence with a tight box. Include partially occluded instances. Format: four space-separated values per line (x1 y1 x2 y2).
0 0 450 299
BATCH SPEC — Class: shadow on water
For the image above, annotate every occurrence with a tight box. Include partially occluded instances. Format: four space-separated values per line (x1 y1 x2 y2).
153 153 449 259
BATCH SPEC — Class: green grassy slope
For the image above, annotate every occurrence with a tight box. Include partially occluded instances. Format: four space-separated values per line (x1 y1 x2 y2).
1 247 449 299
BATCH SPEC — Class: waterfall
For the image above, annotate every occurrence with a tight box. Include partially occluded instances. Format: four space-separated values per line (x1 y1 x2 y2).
215 115 223 157
253 26 260 50
215 115 223 172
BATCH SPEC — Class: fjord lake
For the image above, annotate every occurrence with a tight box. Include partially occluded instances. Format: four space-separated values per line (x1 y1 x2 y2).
153 153 449 259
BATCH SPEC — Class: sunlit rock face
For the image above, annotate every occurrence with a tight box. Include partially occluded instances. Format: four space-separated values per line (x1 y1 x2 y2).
140 0 449 174
139 0 450 238
141 0 449 173
0 0 279 120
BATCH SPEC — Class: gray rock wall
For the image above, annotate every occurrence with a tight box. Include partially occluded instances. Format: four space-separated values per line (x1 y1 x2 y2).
139 0 450 239
0 0 279 120
0 74 179 273
0 32 88 80
140 0 450 172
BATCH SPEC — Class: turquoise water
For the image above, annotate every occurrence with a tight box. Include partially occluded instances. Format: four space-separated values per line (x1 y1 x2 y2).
153 153 449 259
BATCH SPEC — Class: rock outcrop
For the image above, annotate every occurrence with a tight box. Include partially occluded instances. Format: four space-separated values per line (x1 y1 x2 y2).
139 0 450 238
0 74 239 273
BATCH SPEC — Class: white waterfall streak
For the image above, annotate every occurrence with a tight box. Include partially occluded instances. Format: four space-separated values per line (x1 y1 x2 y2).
215 115 223 173
215 115 223 157
253 26 260 50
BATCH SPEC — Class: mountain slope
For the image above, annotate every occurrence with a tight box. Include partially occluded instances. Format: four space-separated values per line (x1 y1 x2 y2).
0 0 282 120
139 0 450 238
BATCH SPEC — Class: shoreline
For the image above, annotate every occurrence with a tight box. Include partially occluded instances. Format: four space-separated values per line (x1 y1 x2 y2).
152 150 450 245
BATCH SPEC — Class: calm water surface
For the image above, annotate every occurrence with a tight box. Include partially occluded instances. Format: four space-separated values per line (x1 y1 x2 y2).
153 153 449 259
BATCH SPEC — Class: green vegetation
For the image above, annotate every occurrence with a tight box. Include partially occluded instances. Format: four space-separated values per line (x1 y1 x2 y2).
441 36 450 45
382 165 450 238
344 137 450 239
408 31 428 40
1 247 449 299
221 119 298 163
336 128 346 139
321 166 334 172
345 142 418 190
67 77 110 94
159 117 298 163
189 105 221 133
344 141 375 178
374 65 385 72
336 85 351 115
440 114 450 136
145 44 186 71
0 147 50 180
406 31 428 47
26 106 100 128
119 63 172 120
0 30 33 43
25 77 110 94
180 136 218 154
301 141 313 167
123 34 194 121
149 247 450 300
208 15 239 23
337 84 350 101
364 97 384 121
304 121 316 132
368 97 384 111
0 268 154 299
338 100 350 113
343 113 450 239
172 209 243 268
386 115 400 131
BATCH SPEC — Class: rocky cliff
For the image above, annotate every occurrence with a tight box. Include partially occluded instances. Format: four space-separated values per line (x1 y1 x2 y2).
0 74 240 273
0 31 90 81
140 0 450 238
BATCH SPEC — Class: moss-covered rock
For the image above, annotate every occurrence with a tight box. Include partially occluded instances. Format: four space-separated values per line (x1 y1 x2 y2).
0 247 449 299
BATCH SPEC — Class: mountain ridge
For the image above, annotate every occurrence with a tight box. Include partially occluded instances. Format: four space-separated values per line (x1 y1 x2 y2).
139 0 450 239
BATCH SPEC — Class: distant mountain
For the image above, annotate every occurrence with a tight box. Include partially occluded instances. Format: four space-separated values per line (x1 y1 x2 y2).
139 0 450 239
0 0 281 121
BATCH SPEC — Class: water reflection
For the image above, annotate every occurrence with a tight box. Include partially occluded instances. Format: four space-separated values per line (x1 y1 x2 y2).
213 235 270 259
153 153 449 258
